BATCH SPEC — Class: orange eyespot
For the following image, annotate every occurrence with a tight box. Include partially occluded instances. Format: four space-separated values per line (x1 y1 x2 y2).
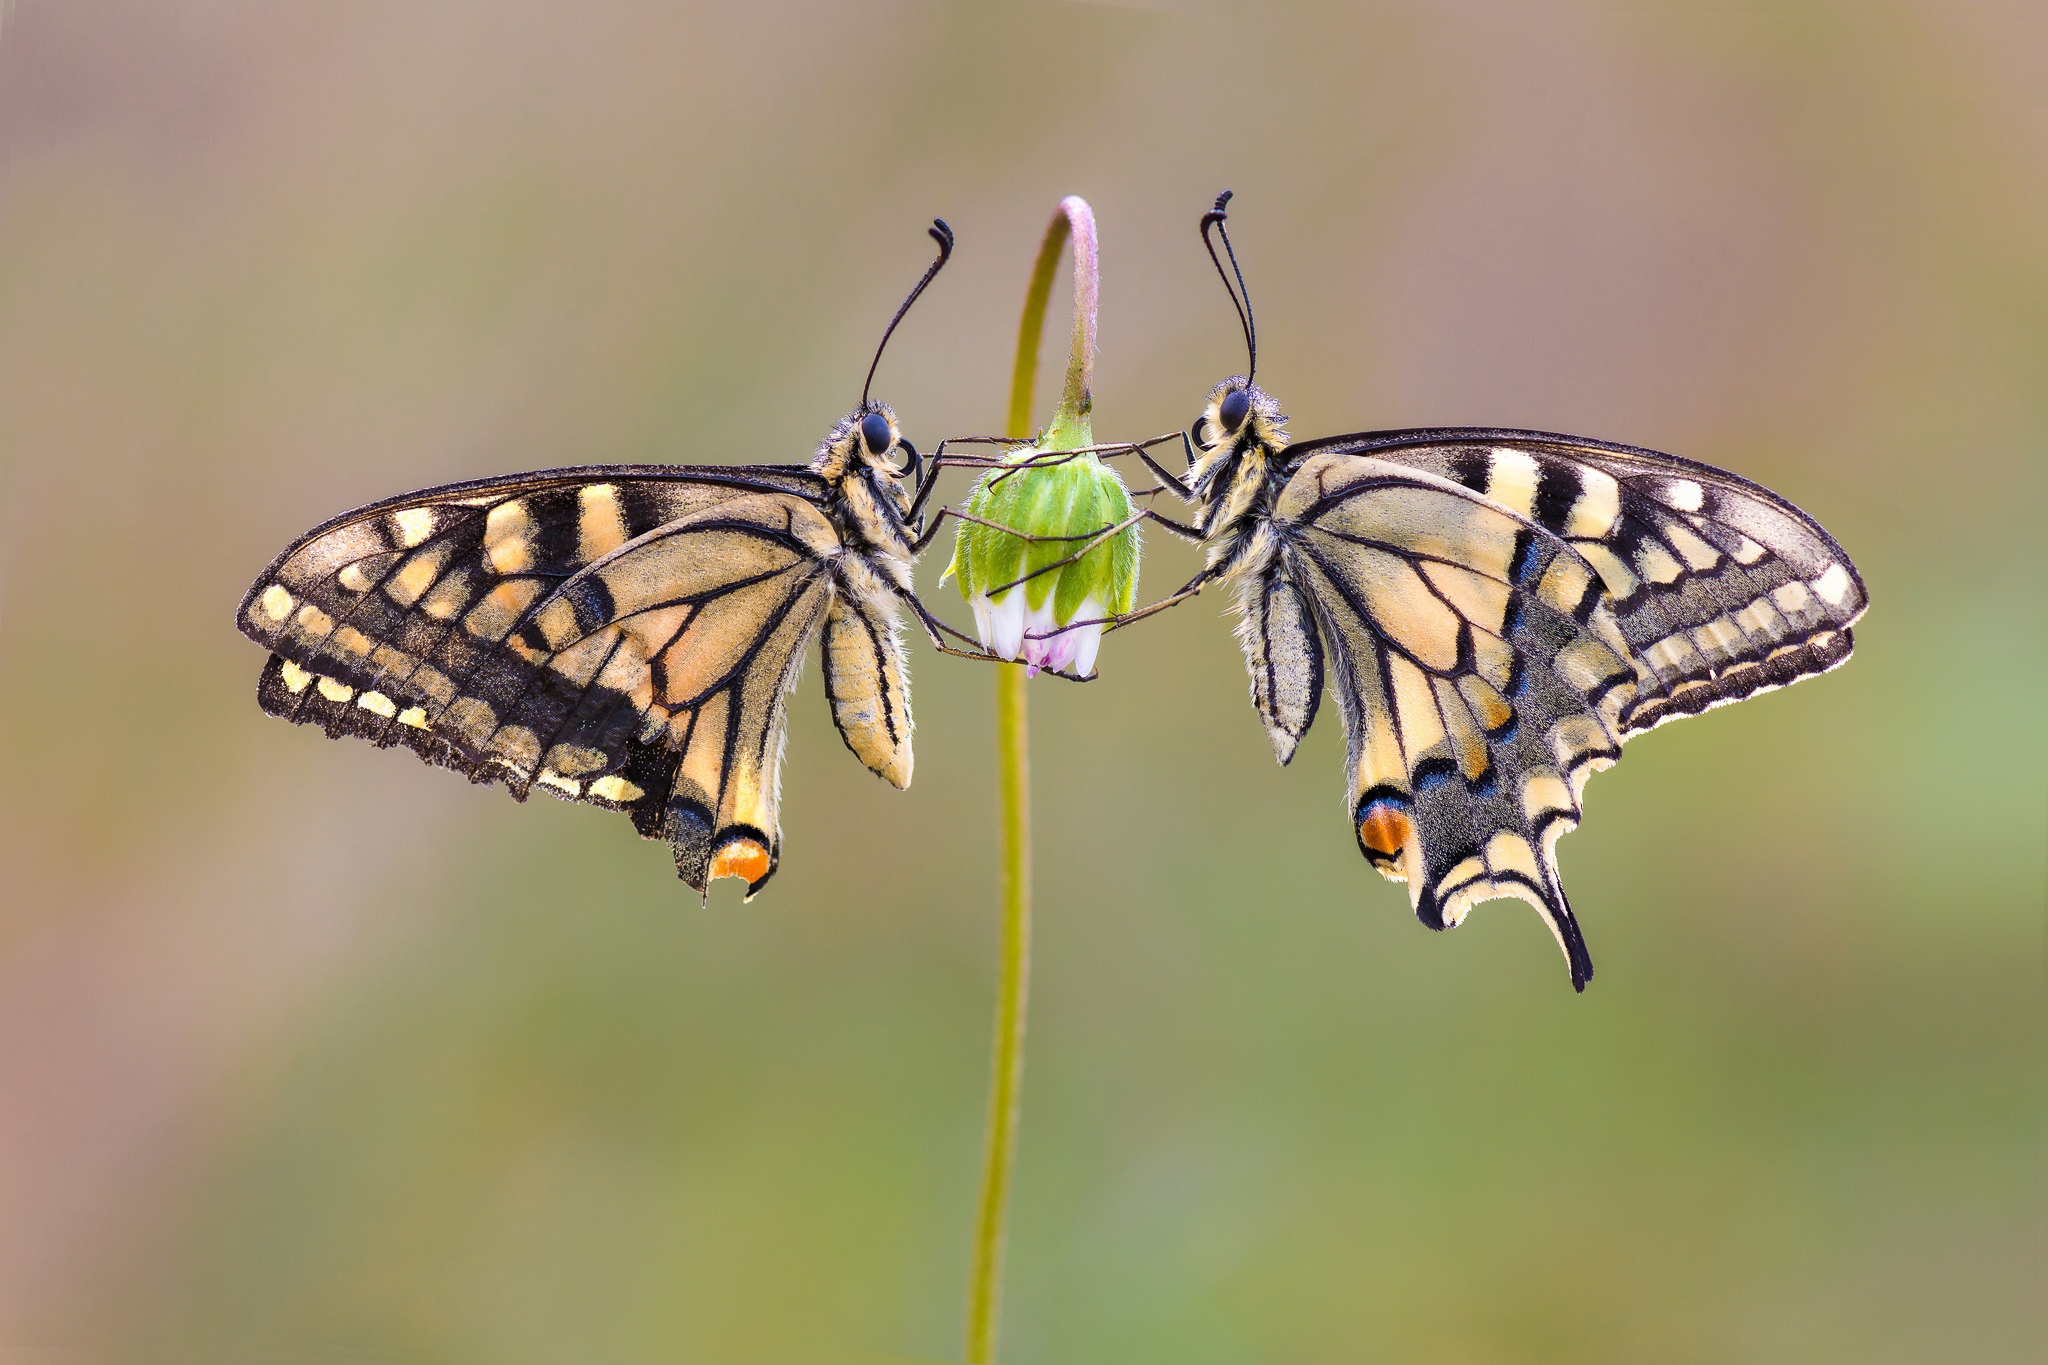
708 837 772 887
1357 802 1412 860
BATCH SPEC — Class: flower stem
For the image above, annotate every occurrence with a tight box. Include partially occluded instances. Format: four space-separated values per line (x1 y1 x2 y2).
966 195 1097 1365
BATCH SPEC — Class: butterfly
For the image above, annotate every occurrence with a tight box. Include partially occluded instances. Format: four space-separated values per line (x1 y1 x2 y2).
1091 193 1869 990
237 222 977 900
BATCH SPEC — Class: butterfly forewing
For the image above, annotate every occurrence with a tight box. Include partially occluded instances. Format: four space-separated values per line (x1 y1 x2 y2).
238 463 907 896
1292 429 1869 737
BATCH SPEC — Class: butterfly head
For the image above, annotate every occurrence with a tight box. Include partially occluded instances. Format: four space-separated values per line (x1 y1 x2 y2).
1188 376 1287 490
815 401 924 548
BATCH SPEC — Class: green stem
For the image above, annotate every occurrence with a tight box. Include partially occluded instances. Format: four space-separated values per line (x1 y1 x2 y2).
966 196 1097 1365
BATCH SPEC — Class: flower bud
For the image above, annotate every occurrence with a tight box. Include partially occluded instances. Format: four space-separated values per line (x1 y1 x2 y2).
947 448 1139 678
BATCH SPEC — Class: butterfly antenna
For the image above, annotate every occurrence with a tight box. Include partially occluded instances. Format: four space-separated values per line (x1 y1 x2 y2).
1200 190 1257 383
863 219 955 408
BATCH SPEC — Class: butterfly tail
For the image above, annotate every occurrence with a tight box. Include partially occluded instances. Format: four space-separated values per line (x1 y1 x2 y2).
1410 839 1594 993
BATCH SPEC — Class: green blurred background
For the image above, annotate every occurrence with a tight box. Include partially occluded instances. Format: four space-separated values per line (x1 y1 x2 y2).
0 2 2040 1361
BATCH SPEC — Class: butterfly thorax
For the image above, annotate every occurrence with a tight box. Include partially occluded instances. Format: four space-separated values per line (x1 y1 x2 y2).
1191 379 1293 577
810 403 920 593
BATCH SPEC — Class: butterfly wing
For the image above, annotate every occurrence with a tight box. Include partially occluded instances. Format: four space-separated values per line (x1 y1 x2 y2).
1290 428 1869 736
237 464 911 896
1262 433 1865 988
1271 453 1640 988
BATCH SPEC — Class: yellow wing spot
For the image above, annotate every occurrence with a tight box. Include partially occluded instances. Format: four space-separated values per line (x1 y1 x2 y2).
419 571 471 621
1357 551 1461 671
1664 522 1722 572
1564 468 1621 539
259 584 294 621
1575 542 1639 598
396 706 430 729
442 696 497 746
295 603 335 637
1731 535 1768 565
1519 772 1574 823
1643 633 1701 677
1634 542 1685 586
392 507 435 549
1662 479 1705 512
333 625 376 657
356 690 397 718
535 769 582 797
531 597 582 651
1735 599 1785 640
1485 448 1542 518
1471 632 1516 692
1554 714 1616 772
1772 580 1814 617
1536 555 1594 615
385 544 452 609
337 563 374 593
466 578 543 645
485 500 535 574
1484 831 1542 880
1554 638 1624 693
1595 680 1636 729
406 666 457 706
1437 857 1488 924
543 744 611 777
280 659 314 693
589 774 645 803
1811 563 1854 609
316 676 354 703
1694 616 1744 659
491 725 542 770
709 837 772 886
578 484 628 562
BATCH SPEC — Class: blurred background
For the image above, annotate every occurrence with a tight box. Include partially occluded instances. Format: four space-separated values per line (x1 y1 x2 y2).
0 2 2040 1361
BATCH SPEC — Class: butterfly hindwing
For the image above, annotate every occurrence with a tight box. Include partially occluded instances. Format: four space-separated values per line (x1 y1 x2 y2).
1272 452 1646 988
238 464 871 895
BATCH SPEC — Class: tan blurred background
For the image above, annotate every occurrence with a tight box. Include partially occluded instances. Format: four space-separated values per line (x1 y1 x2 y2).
0 2 2040 1361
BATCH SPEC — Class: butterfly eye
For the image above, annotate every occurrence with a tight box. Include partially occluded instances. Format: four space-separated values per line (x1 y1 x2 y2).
860 411 894 457
1218 387 1252 434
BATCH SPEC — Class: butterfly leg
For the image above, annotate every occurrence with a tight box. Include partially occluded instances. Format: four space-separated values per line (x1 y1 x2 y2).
897 590 1095 682
900 591 1005 659
1029 566 1220 644
912 437 1037 518
1121 429 1200 501
971 508 1152 601
909 503 1137 555
1139 507 1205 543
